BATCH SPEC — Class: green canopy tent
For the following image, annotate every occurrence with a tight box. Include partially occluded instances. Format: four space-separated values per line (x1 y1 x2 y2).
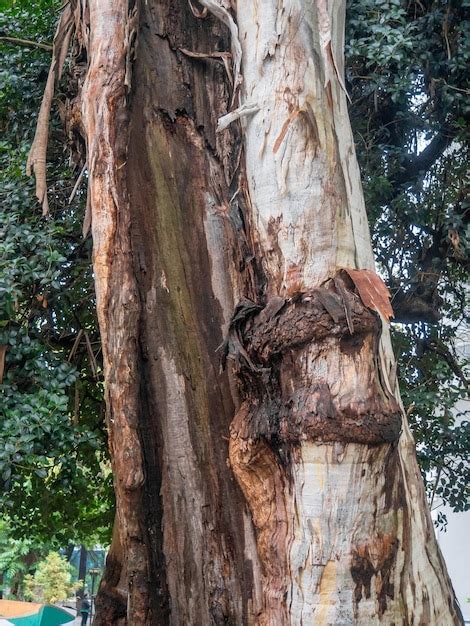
0 600 74 626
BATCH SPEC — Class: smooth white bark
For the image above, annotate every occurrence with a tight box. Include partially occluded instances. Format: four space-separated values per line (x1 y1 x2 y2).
230 1 460 623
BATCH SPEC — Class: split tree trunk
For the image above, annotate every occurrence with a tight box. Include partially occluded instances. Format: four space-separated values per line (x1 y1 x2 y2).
40 0 463 624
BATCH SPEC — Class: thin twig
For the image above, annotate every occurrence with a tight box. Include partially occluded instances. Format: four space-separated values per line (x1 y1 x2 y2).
68 161 87 204
430 464 443 509
68 329 84 362
84 331 99 379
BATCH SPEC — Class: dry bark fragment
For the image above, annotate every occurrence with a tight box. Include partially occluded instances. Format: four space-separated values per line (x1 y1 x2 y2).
343 267 395 321
0 345 7 383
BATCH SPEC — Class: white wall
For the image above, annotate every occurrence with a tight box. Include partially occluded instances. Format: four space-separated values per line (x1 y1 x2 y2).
434 331 470 622
435 503 470 622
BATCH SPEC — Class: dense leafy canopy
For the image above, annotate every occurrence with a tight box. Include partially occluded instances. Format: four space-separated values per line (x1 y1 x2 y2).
0 0 113 547
0 0 467 557
347 0 469 520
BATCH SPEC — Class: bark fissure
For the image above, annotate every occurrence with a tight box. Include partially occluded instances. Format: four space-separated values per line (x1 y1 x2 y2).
116 3 266 622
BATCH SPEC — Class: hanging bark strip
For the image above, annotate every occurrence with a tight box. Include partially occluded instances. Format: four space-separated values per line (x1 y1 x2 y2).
26 2 74 214
29 0 463 624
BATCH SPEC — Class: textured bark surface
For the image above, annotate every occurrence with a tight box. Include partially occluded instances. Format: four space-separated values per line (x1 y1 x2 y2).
86 1 261 623
60 0 463 624
80 2 153 622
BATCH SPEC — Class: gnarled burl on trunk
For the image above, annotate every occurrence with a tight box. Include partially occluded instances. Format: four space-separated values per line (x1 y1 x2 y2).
30 0 462 624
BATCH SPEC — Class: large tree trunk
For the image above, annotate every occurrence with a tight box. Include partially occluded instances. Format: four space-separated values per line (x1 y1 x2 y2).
38 0 463 624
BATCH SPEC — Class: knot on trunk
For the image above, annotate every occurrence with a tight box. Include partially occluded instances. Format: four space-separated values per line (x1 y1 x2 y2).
225 275 402 447
221 275 378 373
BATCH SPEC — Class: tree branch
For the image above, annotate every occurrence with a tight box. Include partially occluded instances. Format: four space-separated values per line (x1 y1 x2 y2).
391 126 455 187
0 36 53 51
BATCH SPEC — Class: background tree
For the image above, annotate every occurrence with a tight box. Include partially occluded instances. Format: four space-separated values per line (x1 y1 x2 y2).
23 551 80 604
346 0 469 522
0 519 44 599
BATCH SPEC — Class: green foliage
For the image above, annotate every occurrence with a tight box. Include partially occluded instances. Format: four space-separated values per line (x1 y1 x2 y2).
23 552 80 604
0 519 46 597
394 325 469 513
0 0 113 545
347 0 469 524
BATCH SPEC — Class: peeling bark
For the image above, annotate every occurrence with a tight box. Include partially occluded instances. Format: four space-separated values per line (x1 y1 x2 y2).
31 0 463 624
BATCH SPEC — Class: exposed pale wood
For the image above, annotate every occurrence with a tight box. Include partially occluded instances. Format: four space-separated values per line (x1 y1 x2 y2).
225 1 462 623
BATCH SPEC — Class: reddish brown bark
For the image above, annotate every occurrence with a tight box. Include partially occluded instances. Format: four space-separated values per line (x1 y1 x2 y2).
89 1 262 623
